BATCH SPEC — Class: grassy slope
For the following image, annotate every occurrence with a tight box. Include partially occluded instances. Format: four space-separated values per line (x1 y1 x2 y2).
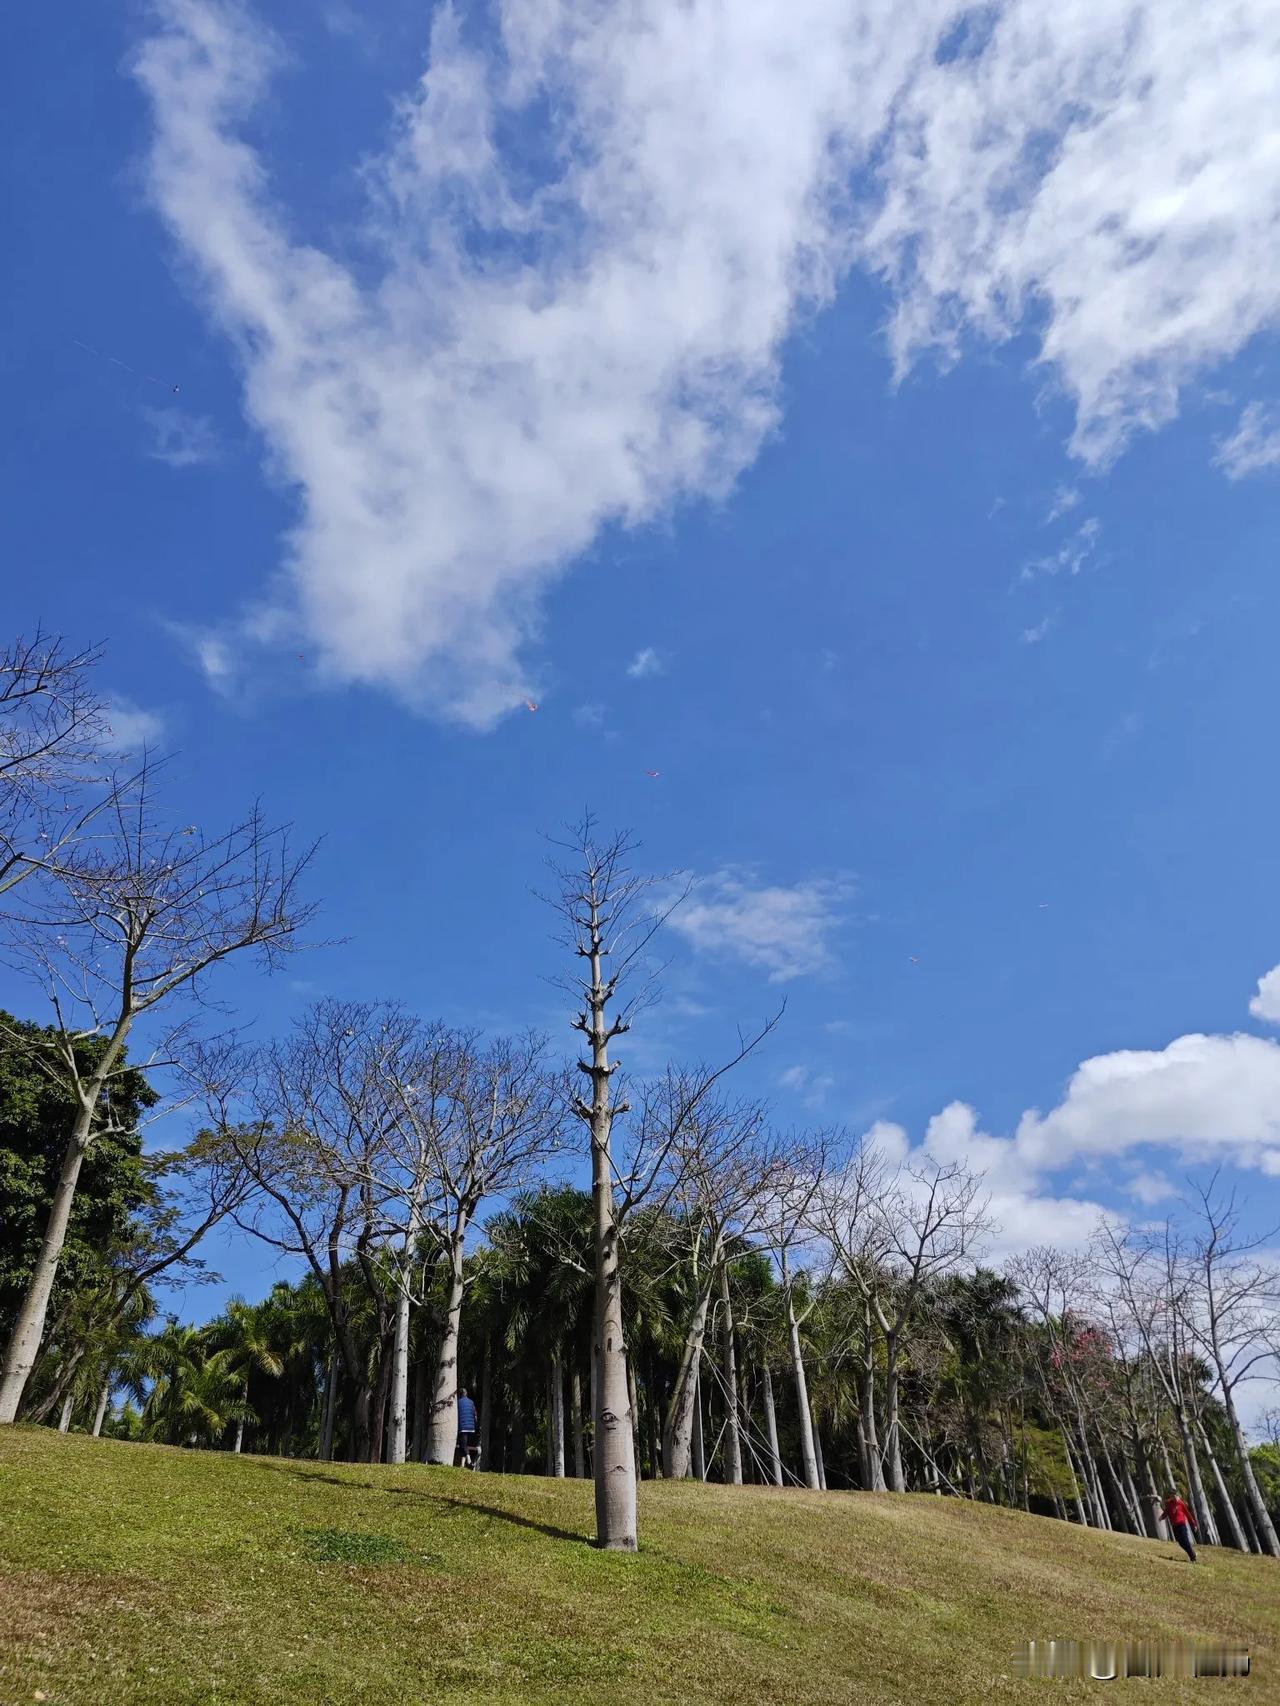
1 1430 1277 1706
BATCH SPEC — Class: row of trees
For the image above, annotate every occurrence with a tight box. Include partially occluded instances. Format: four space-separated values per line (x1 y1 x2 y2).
2 633 1278 1561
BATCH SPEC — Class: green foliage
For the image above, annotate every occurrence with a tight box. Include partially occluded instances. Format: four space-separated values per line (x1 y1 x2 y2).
0 1010 157 1340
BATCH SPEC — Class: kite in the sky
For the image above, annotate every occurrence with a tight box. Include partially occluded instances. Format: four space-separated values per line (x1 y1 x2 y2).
525 700 539 713
644 770 660 778
909 956 921 964
73 338 180 394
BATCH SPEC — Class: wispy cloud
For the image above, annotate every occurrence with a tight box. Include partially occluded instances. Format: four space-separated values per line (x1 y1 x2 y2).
571 702 607 729
143 405 219 468
138 0 1280 722
1044 485 1081 523
626 647 664 681
103 698 167 753
1020 517 1101 582
780 1063 836 1108
670 868 854 982
1215 403 1280 480
1021 612 1055 645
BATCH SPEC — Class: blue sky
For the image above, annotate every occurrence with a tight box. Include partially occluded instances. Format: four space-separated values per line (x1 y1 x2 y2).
4 0 1280 1318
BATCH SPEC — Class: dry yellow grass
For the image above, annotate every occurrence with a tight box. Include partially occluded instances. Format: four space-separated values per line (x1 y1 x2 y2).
1 1427 1276 1704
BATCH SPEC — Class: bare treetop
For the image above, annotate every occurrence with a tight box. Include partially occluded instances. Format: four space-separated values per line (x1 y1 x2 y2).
0 631 113 897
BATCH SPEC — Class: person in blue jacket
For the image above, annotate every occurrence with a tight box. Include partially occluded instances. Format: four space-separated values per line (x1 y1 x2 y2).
456 1387 480 1469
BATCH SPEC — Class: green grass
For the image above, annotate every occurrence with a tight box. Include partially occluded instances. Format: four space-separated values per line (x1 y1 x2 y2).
1 1429 1277 1705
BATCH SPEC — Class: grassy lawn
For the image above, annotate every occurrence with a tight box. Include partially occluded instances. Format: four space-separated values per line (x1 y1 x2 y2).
1 1428 1276 1704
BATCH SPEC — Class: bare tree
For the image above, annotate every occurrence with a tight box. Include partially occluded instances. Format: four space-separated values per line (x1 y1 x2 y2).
223 1001 405 1462
1182 1176 1280 1556
411 1031 565 1467
0 631 114 899
758 1134 832 1490
545 819 779 1549
0 774 315 1423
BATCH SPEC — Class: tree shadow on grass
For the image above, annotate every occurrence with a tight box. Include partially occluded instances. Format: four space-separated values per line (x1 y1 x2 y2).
249 1460 588 1546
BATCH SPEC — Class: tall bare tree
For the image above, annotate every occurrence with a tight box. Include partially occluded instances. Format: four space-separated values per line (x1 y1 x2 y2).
0 774 315 1424
1182 1177 1280 1557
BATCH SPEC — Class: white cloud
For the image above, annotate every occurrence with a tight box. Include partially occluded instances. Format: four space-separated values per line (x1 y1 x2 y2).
1021 517 1101 581
571 702 607 729
1126 1168 1174 1206
1021 612 1055 645
143 405 220 468
1215 403 1280 479
626 647 664 681
671 868 853 982
138 0 1280 720
1045 485 1081 523
1250 964 1280 1025
103 699 167 754
1016 1033 1280 1176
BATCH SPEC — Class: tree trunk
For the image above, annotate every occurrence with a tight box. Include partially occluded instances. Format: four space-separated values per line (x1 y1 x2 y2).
783 1264 820 1490
718 1260 743 1486
57 1390 74 1434
1198 1419 1248 1551
662 1277 715 1479
0 1044 126 1424
549 1349 566 1477
761 1364 783 1487
571 1364 585 1479
646 1356 662 1480
1175 1412 1217 1543
626 1353 642 1482
233 1417 245 1454
425 1229 468 1465
91 1380 111 1438
691 1373 706 1481
812 1413 827 1491
1221 1388 1280 1556
857 1362 887 1491
883 1355 906 1493
387 1273 414 1466
369 1338 393 1465
319 1350 339 1462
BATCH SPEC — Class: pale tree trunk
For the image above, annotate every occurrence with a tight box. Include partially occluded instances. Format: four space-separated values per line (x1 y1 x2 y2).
319 1350 338 1462
782 1257 819 1491
549 1350 566 1477
91 1381 111 1438
663 1276 716 1478
0 1040 126 1424
1220 1389 1280 1556
425 1229 468 1465
1176 1413 1218 1543
691 1373 706 1481
646 1357 662 1479
812 1413 827 1491
718 1261 743 1486
571 1365 585 1479
883 1354 906 1493
387 1271 414 1466
57 1391 74 1434
857 1364 887 1491
1198 1419 1248 1551
761 1364 783 1487
233 1418 245 1454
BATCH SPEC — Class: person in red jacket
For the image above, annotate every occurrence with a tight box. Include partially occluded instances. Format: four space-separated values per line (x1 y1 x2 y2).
1162 1490 1199 1562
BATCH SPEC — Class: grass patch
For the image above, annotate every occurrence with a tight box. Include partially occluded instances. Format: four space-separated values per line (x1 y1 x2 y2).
1 1428 1278 1704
